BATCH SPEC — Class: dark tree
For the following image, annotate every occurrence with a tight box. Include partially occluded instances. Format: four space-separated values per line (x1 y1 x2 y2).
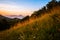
46 0 57 10
31 6 47 18
31 11 38 17
58 1 60 5
21 16 29 22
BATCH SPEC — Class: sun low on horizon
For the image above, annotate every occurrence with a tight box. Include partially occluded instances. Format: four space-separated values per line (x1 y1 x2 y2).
0 0 50 16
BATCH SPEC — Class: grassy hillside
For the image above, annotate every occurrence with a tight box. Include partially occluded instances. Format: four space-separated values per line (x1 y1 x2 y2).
0 0 60 40
0 6 60 40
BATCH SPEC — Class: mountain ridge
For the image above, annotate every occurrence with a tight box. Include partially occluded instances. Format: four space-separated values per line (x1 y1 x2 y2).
4 15 24 19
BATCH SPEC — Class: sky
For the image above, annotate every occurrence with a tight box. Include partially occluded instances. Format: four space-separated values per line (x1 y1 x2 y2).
0 0 50 16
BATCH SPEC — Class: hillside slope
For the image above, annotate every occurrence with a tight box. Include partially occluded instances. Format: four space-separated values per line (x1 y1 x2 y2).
0 6 60 40
0 0 60 40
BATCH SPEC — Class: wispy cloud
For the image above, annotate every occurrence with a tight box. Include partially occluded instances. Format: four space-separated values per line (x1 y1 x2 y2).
0 3 33 16
0 0 50 16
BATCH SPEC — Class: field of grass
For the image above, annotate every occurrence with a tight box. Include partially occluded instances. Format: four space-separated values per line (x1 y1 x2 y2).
0 7 60 40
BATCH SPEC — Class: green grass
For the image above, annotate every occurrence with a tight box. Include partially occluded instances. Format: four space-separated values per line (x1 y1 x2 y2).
0 13 60 40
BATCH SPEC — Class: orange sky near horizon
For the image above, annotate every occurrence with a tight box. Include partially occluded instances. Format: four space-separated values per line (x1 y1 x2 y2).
0 10 33 16
0 0 51 16
0 3 34 16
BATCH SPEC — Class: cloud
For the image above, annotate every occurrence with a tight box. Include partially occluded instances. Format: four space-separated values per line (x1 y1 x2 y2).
0 0 39 16
0 3 22 11
0 3 33 16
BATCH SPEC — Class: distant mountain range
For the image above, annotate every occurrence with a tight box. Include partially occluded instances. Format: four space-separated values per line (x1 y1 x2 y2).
0 15 24 31
5 15 24 19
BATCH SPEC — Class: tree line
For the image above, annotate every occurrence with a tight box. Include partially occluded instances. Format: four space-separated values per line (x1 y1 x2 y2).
31 0 60 18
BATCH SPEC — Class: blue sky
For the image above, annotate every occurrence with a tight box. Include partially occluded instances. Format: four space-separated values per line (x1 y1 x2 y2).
0 0 50 16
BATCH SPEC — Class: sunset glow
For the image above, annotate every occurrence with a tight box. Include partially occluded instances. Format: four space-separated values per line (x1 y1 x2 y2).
0 3 33 16
0 0 50 16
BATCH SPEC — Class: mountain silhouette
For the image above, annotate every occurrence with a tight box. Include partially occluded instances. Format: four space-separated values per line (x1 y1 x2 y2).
0 15 12 31
5 15 24 19
0 15 21 31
